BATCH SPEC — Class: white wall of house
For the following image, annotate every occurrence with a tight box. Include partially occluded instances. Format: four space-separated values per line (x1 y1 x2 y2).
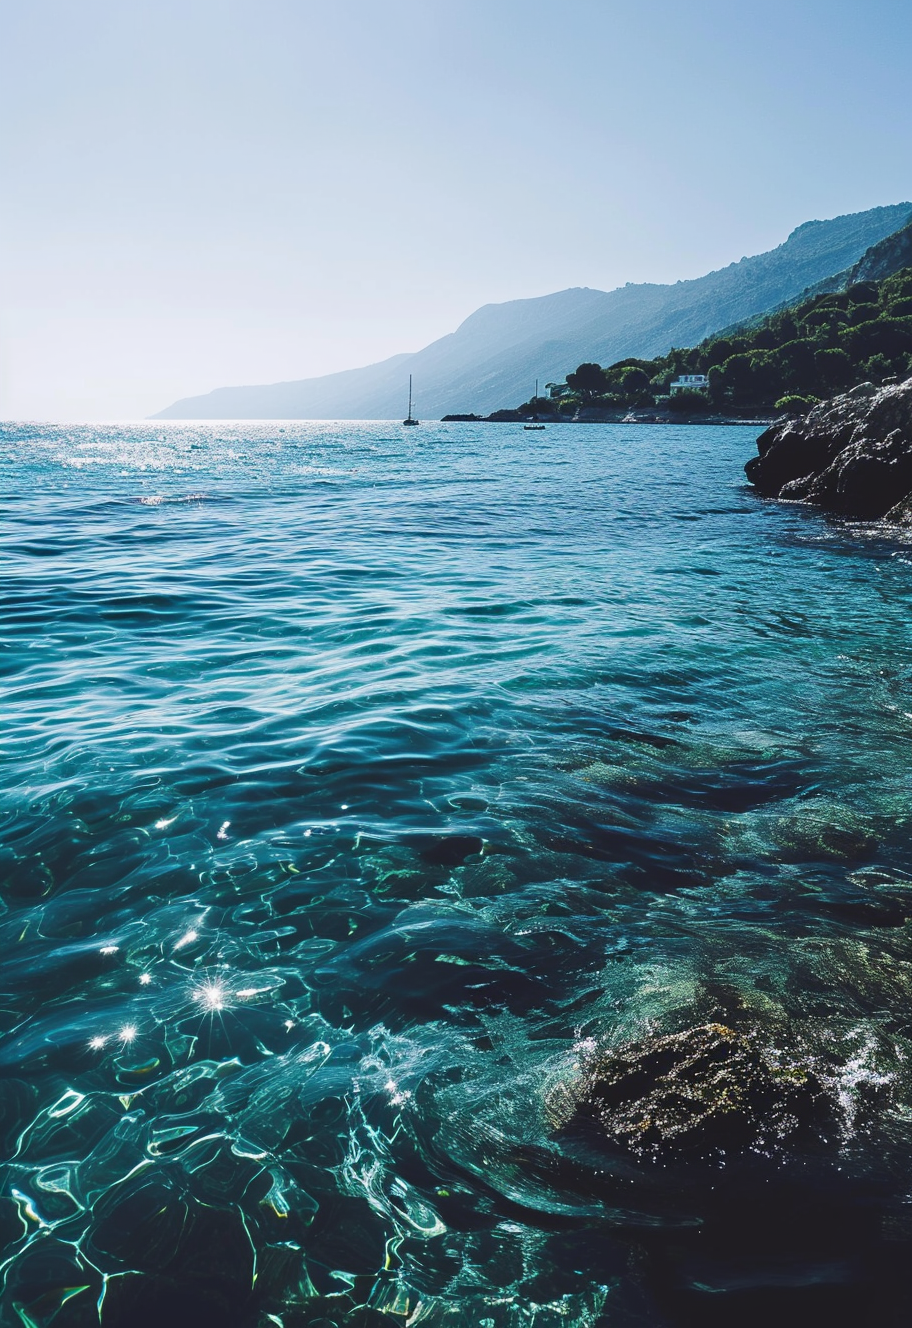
669 374 709 394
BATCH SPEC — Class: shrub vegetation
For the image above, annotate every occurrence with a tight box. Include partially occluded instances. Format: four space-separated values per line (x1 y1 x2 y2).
517 266 912 416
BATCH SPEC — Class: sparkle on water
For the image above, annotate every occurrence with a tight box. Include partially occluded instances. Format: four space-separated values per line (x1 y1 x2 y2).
4 419 912 1327
193 978 228 1013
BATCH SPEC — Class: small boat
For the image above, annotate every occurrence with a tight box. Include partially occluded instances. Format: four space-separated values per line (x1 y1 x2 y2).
403 375 419 426
524 423 546 430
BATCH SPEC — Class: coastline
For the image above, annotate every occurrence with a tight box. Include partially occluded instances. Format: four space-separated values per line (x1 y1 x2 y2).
442 411 776 426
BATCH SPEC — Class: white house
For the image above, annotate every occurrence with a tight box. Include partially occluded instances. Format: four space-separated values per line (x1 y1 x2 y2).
669 374 709 394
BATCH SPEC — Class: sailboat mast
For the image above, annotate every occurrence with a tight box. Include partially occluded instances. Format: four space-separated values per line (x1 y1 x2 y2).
403 373 418 424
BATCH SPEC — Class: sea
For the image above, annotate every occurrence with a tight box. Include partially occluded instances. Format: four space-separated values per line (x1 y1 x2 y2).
3 419 912 1328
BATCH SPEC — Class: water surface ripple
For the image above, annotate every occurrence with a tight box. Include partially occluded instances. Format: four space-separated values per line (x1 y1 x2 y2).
3 421 912 1327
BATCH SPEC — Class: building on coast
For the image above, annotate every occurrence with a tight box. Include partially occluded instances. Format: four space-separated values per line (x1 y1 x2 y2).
669 373 709 394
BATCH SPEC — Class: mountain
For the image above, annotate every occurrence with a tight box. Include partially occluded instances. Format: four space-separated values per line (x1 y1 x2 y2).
848 218 912 285
499 258 912 420
153 203 912 420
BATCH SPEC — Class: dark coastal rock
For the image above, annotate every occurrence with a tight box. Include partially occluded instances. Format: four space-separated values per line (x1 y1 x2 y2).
551 1023 834 1157
485 408 524 422
746 376 912 519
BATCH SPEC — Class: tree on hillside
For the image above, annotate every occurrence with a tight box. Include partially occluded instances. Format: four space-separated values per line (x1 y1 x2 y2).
533 261 912 419
861 353 894 383
604 364 651 402
775 394 819 415
566 363 606 400
773 339 816 387
616 366 651 395
667 389 709 414
814 347 853 393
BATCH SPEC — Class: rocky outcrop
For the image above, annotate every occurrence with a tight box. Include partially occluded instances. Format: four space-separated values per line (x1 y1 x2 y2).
550 1023 836 1158
745 377 912 519
849 219 912 285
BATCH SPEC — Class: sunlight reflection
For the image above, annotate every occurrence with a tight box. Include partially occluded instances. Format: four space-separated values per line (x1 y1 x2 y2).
193 979 227 1013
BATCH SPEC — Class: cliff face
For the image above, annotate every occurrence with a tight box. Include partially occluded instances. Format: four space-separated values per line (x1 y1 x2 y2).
745 377 912 520
848 221 912 285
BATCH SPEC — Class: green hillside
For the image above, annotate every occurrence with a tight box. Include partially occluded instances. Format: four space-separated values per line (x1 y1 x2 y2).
518 248 912 418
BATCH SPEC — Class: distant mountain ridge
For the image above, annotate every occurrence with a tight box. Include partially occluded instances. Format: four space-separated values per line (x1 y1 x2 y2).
849 218 912 285
154 203 912 420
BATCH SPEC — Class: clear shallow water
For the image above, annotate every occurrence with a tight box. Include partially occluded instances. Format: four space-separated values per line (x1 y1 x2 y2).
3 420 912 1326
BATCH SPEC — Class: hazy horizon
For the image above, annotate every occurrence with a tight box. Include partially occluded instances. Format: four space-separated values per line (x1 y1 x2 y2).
2 0 911 420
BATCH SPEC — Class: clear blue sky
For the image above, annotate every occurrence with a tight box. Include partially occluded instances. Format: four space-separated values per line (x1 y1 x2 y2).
1 0 910 418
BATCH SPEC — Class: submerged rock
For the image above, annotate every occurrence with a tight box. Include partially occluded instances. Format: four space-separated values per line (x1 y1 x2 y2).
745 377 912 520
552 1023 834 1157
768 800 877 862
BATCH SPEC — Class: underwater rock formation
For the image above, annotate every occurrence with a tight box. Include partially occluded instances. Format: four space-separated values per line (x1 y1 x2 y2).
552 1023 835 1157
746 377 912 519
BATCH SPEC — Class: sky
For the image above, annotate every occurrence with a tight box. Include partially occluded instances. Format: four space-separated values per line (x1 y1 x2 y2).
1 0 911 419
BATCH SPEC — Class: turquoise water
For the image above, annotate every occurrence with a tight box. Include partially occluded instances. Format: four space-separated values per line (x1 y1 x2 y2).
4 420 912 1327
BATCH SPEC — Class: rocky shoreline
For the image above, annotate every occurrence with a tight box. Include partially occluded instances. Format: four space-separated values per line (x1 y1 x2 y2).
745 376 912 521
443 410 774 426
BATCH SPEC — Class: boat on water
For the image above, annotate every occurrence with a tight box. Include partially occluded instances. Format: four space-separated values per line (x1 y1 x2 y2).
524 379 546 428
403 375 419 426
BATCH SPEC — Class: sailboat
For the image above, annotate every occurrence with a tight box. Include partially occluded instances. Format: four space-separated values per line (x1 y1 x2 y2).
402 374 419 426
524 376 546 428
